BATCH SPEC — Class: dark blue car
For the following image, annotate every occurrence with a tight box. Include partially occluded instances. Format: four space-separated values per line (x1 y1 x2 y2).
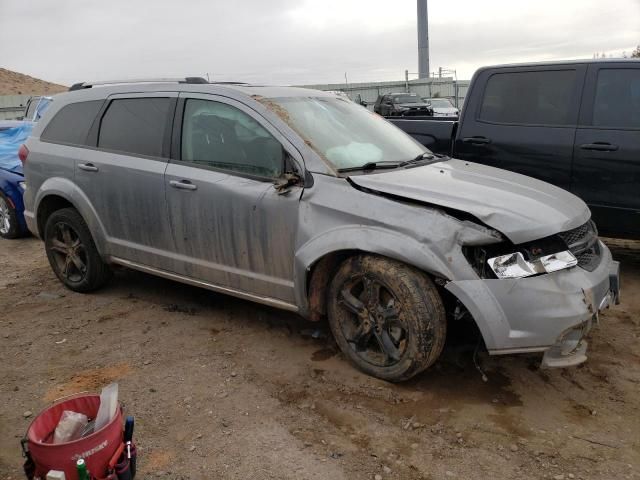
0 96 51 239
0 122 34 238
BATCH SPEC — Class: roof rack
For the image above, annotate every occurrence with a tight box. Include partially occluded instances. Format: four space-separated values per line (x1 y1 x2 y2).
68 77 209 91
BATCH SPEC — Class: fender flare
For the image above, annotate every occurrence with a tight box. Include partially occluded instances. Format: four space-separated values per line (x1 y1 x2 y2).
34 177 109 254
293 225 455 316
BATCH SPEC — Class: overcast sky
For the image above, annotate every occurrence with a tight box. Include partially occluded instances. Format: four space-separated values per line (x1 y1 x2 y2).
1 0 638 86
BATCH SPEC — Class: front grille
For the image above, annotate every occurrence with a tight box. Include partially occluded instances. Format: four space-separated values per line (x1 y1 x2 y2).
558 221 601 271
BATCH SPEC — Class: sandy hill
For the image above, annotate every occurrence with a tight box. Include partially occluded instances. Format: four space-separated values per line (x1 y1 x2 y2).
0 68 67 96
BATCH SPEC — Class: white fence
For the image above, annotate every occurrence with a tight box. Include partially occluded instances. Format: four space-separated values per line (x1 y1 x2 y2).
299 77 470 109
0 95 32 120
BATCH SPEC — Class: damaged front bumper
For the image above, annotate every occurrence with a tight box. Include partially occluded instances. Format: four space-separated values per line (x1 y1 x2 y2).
446 241 620 368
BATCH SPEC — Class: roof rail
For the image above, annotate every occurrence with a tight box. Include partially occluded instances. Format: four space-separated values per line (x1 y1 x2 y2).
68 77 209 91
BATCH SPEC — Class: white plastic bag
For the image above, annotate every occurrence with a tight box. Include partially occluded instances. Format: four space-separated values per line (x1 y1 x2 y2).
94 382 119 432
53 410 88 444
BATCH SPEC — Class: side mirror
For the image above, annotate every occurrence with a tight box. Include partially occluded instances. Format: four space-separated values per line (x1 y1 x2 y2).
274 172 302 195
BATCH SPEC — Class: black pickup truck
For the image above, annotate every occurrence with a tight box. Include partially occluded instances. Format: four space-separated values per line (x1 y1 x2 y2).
391 59 640 239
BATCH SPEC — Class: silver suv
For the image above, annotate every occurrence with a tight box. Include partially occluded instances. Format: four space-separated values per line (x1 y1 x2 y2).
22 78 620 381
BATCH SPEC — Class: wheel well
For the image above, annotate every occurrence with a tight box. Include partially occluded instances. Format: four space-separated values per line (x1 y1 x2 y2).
307 250 359 322
37 195 74 237
306 250 487 351
306 250 456 322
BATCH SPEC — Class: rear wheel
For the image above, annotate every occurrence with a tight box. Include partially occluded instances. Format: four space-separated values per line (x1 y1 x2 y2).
44 208 112 292
0 192 20 239
327 255 446 382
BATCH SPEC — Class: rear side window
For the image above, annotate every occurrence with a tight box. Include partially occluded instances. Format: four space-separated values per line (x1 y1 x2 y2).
479 70 576 125
593 69 640 129
41 100 103 145
98 98 171 157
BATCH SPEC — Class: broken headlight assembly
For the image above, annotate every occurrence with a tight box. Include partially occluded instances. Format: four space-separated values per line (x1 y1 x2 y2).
463 232 578 279
487 250 577 279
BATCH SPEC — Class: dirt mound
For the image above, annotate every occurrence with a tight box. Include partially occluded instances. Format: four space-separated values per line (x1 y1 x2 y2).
0 68 67 95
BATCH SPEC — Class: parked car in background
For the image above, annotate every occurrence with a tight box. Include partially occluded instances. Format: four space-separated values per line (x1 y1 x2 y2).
23 78 618 381
0 97 51 238
0 124 32 238
374 92 433 117
390 59 640 239
423 97 459 117
20 96 53 122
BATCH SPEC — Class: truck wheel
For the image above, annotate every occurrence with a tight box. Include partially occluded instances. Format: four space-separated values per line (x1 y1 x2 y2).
44 208 112 292
327 255 446 382
0 192 20 239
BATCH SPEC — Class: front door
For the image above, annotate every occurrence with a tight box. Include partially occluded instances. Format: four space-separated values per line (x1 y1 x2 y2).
75 93 177 267
572 63 640 238
164 94 303 303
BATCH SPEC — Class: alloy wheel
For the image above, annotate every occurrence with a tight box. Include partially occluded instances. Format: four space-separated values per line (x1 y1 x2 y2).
0 197 11 235
48 222 88 283
337 275 408 367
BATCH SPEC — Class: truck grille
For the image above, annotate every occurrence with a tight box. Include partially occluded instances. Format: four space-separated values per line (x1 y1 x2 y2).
558 221 601 272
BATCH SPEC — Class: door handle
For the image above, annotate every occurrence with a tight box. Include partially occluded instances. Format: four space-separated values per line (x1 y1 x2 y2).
462 136 491 145
78 163 99 172
169 180 197 191
579 142 619 152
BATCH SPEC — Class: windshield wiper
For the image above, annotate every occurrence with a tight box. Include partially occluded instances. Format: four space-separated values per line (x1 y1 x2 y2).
337 161 403 173
398 152 436 167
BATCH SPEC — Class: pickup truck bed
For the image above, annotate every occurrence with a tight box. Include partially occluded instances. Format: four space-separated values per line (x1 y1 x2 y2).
388 118 455 155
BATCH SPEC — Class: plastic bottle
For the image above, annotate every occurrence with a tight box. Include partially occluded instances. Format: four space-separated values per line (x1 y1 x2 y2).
76 458 89 480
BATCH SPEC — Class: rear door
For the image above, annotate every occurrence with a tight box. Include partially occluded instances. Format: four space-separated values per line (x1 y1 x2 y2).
164 93 303 304
573 63 640 238
455 65 586 191
76 93 177 267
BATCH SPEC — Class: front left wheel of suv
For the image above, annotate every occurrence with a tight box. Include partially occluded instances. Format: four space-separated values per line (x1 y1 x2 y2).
327 254 447 382
44 208 112 292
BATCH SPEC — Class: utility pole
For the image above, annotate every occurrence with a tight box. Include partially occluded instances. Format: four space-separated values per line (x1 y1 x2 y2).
417 0 429 79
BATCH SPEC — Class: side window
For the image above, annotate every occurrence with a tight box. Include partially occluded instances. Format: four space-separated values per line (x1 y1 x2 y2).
98 98 171 157
41 100 103 146
592 69 640 129
181 99 285 178
479 70 576 125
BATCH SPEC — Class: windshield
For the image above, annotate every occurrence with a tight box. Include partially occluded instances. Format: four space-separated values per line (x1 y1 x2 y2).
393 95 420 104
270 96 429 170
428 99 454 108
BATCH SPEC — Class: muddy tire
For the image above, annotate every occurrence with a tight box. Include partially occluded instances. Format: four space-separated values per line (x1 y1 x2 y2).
327 255 446 382
44 208 112 292
0 192 20 239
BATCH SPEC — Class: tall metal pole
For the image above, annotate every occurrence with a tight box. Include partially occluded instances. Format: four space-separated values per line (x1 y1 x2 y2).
417 0 429 79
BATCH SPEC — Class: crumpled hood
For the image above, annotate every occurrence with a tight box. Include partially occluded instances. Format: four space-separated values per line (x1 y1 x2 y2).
349 159 590 244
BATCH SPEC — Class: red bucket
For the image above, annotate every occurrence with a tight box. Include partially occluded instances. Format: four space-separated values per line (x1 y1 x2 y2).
26 394 122 480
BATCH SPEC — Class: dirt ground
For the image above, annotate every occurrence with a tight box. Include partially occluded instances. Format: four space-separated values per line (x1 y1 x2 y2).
1 237 639 480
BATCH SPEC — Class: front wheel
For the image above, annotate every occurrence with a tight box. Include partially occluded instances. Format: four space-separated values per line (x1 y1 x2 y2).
327 255 446 382
44 208 112 292
0 192 20 239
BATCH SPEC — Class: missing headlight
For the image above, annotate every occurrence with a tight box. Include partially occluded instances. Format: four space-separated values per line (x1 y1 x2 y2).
487 250 577 279
463 233 579 279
